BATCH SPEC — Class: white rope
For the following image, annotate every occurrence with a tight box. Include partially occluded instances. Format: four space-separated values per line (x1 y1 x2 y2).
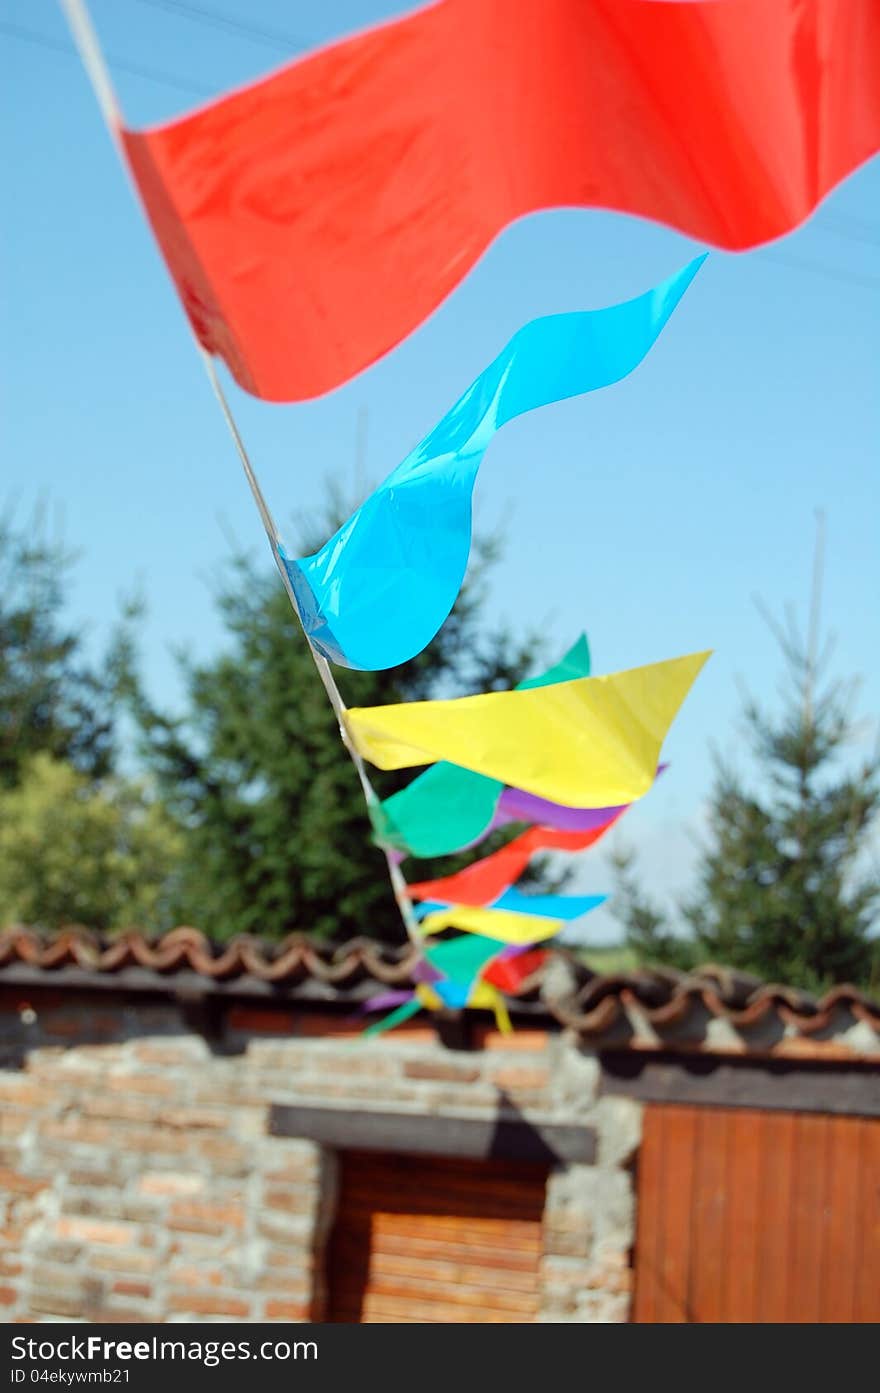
59 0 421 944
58 0 123 133
199 356 421 941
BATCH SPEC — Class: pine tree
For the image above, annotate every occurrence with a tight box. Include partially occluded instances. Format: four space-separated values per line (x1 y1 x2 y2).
122 512 544 943
0 510 116 788
612 527 880 991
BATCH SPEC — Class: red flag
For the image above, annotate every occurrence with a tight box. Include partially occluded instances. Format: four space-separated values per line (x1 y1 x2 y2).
121 0 880 400
407 814 625 907
482 949 549 993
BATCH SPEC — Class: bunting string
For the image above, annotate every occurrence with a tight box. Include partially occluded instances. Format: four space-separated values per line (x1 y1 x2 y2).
59 0 724 1033
59 0 421 944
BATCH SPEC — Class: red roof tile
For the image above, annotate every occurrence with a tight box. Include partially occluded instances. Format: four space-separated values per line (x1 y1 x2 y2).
1 926 877 1055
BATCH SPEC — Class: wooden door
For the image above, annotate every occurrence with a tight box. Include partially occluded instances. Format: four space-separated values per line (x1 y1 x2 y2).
634 1103 880 1323
325 1150 548 1323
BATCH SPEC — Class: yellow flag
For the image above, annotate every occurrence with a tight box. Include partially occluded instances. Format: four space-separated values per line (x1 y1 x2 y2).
467 981 513 1034
414 982 443 1011
347 651 710 807
420 905 564 944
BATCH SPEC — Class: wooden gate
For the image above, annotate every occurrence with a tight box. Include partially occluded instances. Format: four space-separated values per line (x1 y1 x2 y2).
634 1103 880 1322
325 1150 548 1323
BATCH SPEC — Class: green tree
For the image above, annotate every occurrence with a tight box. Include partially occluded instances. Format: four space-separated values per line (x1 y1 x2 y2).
0 511 115 788
611 539 880 991
0 754 183 933
122 524 545 943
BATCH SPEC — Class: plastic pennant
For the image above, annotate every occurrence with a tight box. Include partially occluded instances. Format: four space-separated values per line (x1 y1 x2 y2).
482 948 549 995
467 981 512 1034
419 905 566 945
492 890 607 921
363 996 423 1038
280 262 703 669
374 636 592 857
408 822 624 906
494 762 667 835
372 762 505 860
348 652 710 808
121 0 880 401
422 933 504 983
414 891 606 924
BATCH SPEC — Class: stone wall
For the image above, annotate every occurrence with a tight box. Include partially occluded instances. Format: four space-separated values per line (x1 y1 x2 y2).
0 993 640 1324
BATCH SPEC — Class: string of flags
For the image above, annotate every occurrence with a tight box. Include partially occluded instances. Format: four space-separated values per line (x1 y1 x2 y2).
61 0 880 1036
345 652 709 806
115 0 879 401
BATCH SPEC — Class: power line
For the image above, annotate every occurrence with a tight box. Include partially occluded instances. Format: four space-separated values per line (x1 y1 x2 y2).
817 211 880 248
4 16 878 296
0 18 212 97
131 0 308 53
757 248 880 293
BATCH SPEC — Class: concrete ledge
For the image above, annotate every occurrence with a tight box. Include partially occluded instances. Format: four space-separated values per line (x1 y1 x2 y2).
269 1103 597 1164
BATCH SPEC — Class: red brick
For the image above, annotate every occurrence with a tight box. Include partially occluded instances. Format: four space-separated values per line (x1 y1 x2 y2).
377 1023 436 1042
111 1280 152 1299
133 1043 207 1066
0 1079 54 1107
138 1172 204 1198
167 1201 245 1234
158 1108 228 1130
473 1026 549 1051
25 1294 87 1319
89 1250 160 1276
264 1246 317 1273
290 1012 361 1038
263 1187 314 1215
0 1255 23 1277
279 1080 357 1100
46 1014 124 1042
489 1066 551 1091
189 1138 249 1166
41 1120 113 1146
403 1060 481 1083
92 1310 153 1325
68 1166 121 1188
0 1117 28 1139
105 1075 175 1097
265 1300 311 1320
292 1011 443 1041
0 1168 50 1196
0 1286 17 1306
168 1294 250 1317
255 1273 310 1295
31 1241 82 1265
264 1161 319 1185
113 1130 191 1156
310 1054 394 1077
54 1217 138 1246
227 1007 294 1035
167 1266 226 1289
82 1097 161 1123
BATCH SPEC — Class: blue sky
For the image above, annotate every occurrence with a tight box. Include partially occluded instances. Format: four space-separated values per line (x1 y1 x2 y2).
3 0 879 940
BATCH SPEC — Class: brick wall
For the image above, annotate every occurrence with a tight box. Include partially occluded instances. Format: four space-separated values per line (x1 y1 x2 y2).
0 991 640 1324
